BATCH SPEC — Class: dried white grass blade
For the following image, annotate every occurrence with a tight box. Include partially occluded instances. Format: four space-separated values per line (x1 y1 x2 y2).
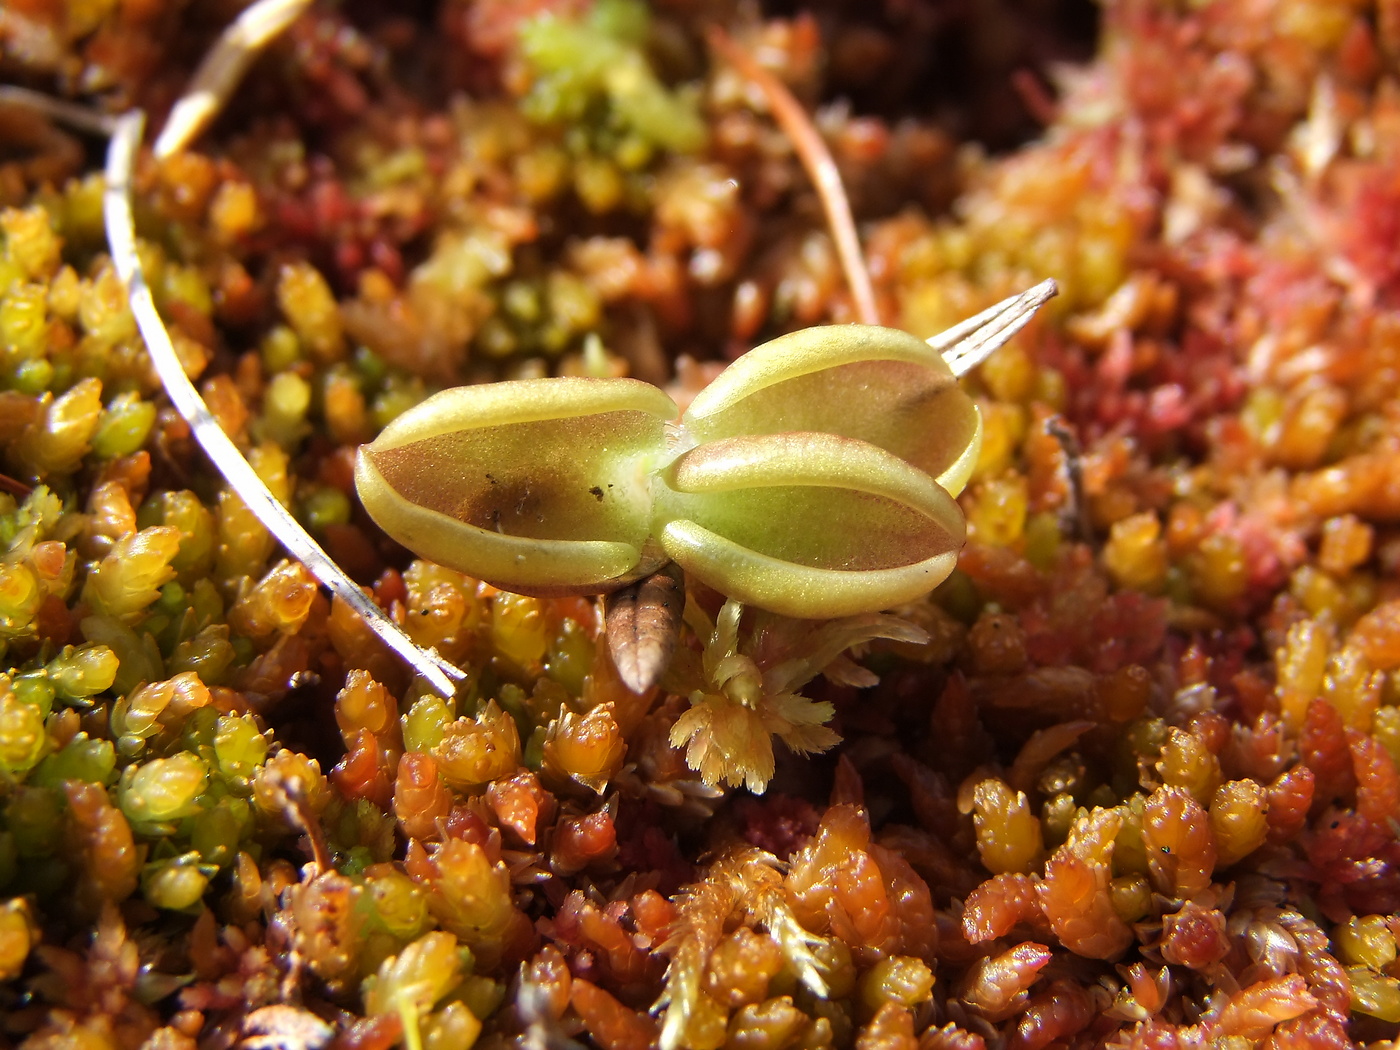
0 86 120 136
154 0 314 158
927 280 1057 353
934 278 1059 377
104 110 463 697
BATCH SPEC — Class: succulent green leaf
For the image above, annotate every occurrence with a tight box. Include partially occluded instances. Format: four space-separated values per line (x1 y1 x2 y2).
680 325 983 497
355 378 678 595
654 432 965 618
352 323 1009 617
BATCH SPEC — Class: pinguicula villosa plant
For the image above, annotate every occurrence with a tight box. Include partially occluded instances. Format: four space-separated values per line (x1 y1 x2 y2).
353 285 1055 793
354 302 1053 624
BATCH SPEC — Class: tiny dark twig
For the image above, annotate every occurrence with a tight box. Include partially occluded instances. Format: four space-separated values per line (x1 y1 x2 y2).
1046 417 1093 545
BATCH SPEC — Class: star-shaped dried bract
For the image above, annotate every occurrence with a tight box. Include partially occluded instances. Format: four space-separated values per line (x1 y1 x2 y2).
665 597 926 794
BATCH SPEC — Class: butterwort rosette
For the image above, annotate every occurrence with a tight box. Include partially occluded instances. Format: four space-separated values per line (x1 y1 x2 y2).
355 322 990 617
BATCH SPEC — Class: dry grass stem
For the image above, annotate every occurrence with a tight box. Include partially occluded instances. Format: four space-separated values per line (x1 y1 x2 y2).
0 86 120 136
935 278 1058 376
709 25 880 326
103 110 464 697
154 0 315 157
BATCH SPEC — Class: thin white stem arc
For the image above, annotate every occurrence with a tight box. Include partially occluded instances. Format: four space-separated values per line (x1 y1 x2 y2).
103 110 463 697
